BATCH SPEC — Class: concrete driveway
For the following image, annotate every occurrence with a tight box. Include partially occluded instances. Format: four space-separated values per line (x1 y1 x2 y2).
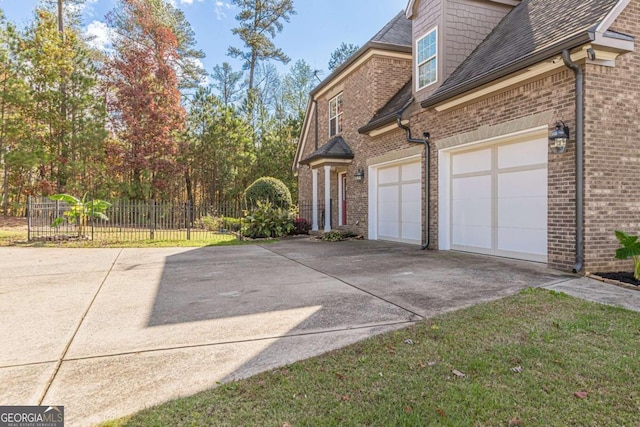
0 239 571 426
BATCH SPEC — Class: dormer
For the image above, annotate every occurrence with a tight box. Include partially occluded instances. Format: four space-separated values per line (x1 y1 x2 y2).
406 0 520 102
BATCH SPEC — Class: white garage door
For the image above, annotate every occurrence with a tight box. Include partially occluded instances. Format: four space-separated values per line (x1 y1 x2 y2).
377 161 422 244
450 138 547 262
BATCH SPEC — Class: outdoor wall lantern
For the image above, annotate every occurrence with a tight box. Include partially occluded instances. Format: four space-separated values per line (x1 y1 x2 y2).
354 168 365 182
549 121 570 154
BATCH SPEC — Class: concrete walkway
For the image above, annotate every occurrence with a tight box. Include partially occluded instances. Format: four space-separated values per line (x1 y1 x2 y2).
0 240 637 426
544 276 640 312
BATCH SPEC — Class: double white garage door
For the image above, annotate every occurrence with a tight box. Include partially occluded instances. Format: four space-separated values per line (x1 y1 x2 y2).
449 137 548 262
370 136 548 263
369 135 548 262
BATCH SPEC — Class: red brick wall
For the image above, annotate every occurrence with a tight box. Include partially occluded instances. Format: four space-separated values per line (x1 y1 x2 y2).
583 3 640 272
412 69 577 270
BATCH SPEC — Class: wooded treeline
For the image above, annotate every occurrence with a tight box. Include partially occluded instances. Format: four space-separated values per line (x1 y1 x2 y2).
0 0 316 214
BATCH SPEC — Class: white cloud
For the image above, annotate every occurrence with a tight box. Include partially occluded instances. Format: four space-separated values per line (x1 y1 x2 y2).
215 1 233 20
85 20 114 52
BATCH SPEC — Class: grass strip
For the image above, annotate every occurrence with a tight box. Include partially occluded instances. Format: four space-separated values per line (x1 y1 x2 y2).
103 288 640 426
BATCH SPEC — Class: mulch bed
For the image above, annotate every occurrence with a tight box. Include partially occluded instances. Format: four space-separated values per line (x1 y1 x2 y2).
589 271 639 291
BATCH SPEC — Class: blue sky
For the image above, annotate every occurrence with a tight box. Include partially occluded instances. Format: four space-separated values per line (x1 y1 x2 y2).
0 0 408 79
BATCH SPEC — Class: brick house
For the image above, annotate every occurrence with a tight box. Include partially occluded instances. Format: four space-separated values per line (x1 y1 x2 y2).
293 0 639 274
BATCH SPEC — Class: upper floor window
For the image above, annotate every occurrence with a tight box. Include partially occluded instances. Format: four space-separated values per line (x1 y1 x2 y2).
417 27 437 90
329 93 343 137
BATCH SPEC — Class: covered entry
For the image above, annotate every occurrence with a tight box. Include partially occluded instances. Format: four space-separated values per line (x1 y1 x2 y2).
299 136 354 232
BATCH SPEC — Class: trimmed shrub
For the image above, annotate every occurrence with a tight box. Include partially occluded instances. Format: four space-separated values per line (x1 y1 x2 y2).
242 201 295 238
292 218 312 235
244 177 292 210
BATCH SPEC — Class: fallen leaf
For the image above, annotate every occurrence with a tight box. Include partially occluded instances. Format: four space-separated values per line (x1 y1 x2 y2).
452 369 467 379
511 366 523 374
335 373 345 380
418 361 427 368
387 345 396 354
341 395 350 401
404 406 413 413
509 418 524 426
436 408 446 417
574 391 588 399
404 339 414 345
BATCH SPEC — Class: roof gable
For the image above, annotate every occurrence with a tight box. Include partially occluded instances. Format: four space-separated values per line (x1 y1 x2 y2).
423 0 625 107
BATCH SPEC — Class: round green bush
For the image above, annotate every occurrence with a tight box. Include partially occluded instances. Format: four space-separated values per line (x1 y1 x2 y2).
244 177 292 209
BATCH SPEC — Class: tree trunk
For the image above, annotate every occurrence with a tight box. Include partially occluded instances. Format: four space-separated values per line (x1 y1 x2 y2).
57 0 68 192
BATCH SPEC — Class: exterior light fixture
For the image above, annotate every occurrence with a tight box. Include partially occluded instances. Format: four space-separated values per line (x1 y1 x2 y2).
549 121 570 154
354 168 365 182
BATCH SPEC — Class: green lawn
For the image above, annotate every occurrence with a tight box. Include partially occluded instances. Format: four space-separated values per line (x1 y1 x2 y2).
0 229 275 248
102 289 639 427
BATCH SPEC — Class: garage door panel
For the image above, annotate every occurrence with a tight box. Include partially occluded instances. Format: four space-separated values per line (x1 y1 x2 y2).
401 221 421 241
401 183 421 222
498 227 547 256
379 220 400 239
402 203 421 223
452 225 492 249
379 167 399 184
452 198 492 227
452 175 492 200
498 138 547 169
402 163 421 181
498 169 547 198
498 197 547 229
452 149 491 175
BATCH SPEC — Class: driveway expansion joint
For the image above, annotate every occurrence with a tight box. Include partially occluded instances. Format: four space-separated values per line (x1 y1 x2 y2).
57 319 420 363
37 248 124 405
259 244 426 321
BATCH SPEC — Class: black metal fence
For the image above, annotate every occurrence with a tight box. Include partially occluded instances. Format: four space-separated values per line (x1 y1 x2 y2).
27 196 244 242
297 200 333 230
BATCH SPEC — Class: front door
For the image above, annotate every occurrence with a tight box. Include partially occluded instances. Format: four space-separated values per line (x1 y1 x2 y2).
340 173 347 225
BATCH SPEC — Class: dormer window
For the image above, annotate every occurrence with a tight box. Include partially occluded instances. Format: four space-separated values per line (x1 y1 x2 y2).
329 93 344 137
417 27 437 90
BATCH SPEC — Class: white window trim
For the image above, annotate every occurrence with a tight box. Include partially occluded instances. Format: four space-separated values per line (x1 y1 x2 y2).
329 93 343 137
416 27 438 91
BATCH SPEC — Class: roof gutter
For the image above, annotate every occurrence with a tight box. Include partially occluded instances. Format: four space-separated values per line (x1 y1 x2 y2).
561 49 584 274
397 98 431 250
422 31 594 108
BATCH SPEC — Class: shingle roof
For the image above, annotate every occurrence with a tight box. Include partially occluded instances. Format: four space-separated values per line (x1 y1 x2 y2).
310 11 411 96
359 80 412 134
370 10 413 47
423 0 624 107
299 136 354 165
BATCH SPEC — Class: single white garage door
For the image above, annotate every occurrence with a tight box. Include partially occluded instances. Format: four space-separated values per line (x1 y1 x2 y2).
376 161 422 244
450 137 547 262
